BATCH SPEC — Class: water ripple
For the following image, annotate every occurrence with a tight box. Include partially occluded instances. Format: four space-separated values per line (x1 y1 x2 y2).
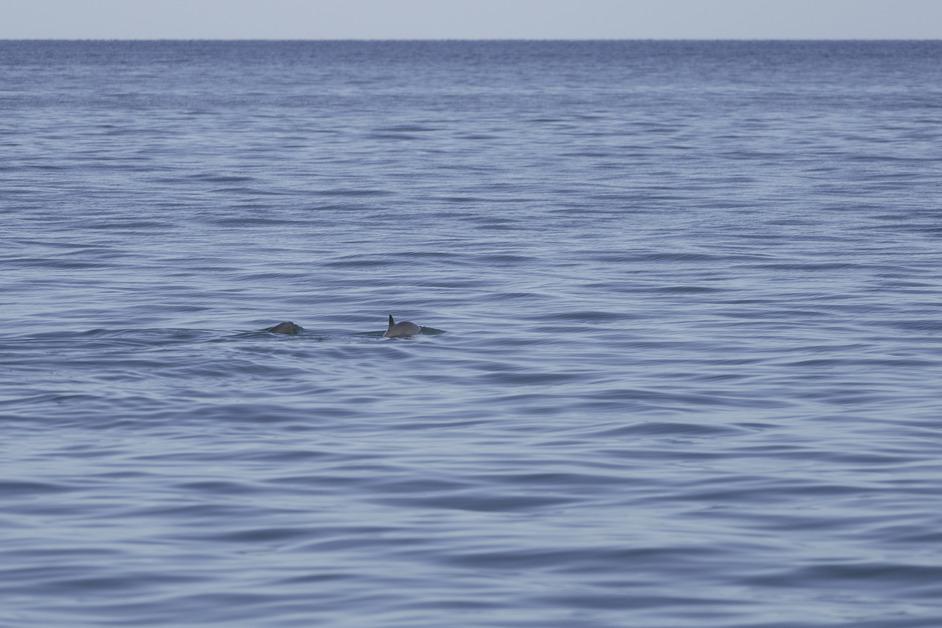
3 40 942 628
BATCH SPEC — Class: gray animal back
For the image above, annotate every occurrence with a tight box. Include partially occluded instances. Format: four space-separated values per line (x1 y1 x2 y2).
385 321 421 338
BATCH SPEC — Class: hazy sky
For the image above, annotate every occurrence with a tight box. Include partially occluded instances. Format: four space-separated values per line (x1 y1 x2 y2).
2 0 941 40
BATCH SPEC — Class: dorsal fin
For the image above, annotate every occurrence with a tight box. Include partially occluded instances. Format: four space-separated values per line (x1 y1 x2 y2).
388 314 395 328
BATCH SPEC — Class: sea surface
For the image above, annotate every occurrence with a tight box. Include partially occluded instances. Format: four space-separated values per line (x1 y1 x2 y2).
2 40 942 627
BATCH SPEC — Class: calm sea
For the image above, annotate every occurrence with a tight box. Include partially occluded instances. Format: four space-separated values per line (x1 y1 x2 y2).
2 41 942 627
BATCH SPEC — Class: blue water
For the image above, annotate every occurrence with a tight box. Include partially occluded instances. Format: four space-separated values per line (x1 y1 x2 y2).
3 40 942 627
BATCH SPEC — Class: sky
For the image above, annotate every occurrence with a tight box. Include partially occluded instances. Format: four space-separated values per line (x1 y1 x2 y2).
1 0 941 40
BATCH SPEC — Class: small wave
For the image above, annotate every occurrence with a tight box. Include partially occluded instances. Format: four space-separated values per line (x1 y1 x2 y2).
312 188 393 197
185 174 256 183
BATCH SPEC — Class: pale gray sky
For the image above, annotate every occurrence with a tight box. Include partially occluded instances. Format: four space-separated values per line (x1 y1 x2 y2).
1 0 941 40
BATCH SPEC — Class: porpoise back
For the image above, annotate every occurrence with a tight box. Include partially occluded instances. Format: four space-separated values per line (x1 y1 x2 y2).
384 314 421 338
266 321 303 335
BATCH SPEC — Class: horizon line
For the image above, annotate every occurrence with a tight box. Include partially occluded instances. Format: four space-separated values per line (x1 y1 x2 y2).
2 37 941 42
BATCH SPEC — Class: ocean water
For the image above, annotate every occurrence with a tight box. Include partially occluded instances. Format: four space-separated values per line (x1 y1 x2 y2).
2 40 942 627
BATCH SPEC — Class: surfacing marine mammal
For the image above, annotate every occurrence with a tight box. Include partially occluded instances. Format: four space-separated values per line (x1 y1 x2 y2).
384 314 421 338
265 321 303 335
